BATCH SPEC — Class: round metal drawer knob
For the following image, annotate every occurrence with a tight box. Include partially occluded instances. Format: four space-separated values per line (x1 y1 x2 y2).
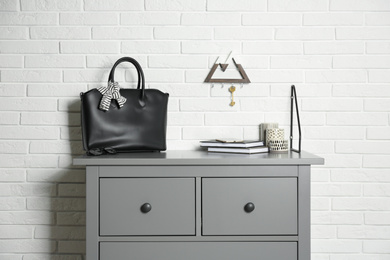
140 203 152 213
244 202 255 213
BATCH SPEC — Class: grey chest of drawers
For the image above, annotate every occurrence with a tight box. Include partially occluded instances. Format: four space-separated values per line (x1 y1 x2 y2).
74 150 324 260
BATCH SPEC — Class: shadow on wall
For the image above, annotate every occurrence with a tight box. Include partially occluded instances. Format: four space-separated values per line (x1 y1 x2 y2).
43 64 159 258
46 99 86 258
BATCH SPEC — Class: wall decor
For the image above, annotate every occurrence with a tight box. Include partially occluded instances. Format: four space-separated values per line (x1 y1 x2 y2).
205 52 251 106
204 52 250 83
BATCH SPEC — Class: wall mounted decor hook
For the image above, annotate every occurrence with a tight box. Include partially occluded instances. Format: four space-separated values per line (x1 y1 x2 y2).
204 51 251 83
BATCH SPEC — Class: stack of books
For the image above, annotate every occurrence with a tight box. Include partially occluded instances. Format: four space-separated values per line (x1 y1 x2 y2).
200 139 269 154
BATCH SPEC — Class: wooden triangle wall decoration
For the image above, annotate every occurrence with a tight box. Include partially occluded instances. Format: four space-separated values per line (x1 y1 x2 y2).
205 58 251 83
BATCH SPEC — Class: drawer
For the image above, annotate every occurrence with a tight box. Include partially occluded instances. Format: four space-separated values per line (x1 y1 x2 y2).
100 178 195 236
99 166 297 177
202 178 297 235
100 242 297 260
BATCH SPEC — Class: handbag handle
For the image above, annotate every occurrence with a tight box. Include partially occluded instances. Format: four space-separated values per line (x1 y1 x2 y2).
108 57 145 106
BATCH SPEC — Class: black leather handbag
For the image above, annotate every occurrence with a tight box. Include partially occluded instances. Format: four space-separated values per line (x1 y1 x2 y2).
80 57 169 154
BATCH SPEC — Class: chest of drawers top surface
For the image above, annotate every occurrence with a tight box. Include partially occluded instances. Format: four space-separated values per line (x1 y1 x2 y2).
73 150 324 166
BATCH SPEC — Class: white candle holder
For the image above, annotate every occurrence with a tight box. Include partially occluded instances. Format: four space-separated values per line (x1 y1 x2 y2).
260 123 278 145
266 128 284 145
269 139 289 153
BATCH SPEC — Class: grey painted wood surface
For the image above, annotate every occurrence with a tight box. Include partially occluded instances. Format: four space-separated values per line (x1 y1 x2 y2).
86 167 98 260
298 166 311 260
74 150 324 166
99 165 298 177
98 235 299 242
80 151 323 260
202 178 297 236
100 178 195 236
100 242 297 260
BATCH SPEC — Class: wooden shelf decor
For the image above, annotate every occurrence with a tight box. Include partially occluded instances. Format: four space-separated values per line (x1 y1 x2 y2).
204 56 251 83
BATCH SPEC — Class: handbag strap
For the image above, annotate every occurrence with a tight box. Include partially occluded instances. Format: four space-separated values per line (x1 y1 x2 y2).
108 57 145 106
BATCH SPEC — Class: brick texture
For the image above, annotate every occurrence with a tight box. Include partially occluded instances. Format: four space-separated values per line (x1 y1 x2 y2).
0 0 389 259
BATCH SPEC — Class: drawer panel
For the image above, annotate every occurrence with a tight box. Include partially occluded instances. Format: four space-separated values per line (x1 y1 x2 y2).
202 178 297 235
100 178 195 236
99 166 297 177
100 242 297 260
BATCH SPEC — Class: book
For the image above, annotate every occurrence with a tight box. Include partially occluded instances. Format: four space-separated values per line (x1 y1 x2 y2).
200 139 264 148
208 146 269 154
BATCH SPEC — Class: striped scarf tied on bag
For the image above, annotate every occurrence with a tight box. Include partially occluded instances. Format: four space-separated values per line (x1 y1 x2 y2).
97 81 127 111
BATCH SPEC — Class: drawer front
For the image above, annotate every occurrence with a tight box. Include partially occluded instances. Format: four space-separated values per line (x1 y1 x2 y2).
100 178 195 236
100 242 297 260
99 166 297 177
202 178 297 235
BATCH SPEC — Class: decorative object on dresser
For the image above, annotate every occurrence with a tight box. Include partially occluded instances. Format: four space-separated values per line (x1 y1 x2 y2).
268 139 289 153
290 85 302 153
208 146 269 154
74 150 324 260
266 128 289 153
200 140 264 148
200 139 267 154
266 128 285 145
80 57 169 154
259 122 279 145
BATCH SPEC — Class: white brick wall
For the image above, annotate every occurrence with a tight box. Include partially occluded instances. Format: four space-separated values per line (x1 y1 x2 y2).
0 0 389 259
